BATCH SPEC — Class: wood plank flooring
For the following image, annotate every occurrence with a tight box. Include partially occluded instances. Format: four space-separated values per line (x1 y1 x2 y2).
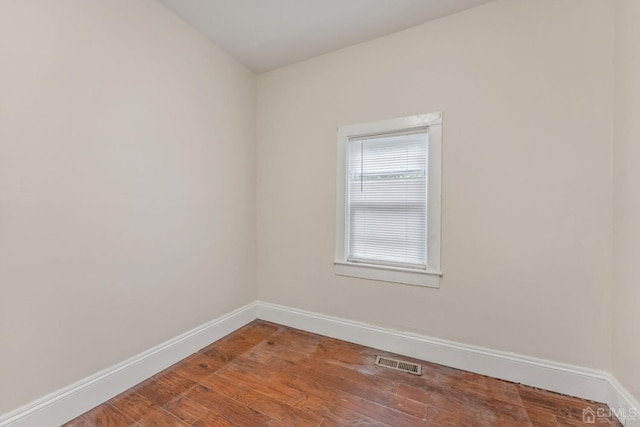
63 320 622 426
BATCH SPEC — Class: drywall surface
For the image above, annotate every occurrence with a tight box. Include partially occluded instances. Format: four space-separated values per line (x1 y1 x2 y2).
0 0 256 413
256 0 614 369
613 0 640 403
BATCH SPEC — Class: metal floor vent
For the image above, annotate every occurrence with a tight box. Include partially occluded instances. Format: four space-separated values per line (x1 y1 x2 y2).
374 355 422 375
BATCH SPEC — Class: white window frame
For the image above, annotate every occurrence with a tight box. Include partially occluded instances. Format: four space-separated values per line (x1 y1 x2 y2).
334 112 442 288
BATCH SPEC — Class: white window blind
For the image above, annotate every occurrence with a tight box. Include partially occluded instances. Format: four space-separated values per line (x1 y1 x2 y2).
346 129 428 269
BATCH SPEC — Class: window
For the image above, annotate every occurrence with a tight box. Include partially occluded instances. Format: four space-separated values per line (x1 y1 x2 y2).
335 113 442 287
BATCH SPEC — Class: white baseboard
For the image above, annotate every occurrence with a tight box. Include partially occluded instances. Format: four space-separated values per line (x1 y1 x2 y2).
1 300 637 427
256 301 639 426
606 376 640 427
0 302 258 427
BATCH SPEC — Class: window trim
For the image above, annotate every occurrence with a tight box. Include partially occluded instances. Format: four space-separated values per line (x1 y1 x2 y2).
334 112 442 288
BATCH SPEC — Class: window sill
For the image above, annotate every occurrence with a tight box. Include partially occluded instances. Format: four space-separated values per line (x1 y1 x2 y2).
334 261 441 288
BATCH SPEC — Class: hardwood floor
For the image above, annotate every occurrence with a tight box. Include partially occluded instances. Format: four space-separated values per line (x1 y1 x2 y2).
64 320 622 426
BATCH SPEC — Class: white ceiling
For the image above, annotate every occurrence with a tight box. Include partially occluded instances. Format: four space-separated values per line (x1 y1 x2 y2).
157 0 495 73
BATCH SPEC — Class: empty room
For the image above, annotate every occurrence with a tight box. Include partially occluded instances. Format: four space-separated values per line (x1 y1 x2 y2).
1 0 638 425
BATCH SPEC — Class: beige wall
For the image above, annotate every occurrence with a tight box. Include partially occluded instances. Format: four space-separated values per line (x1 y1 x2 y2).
613 0 640 401
256 0 614 369
0 1 256 413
